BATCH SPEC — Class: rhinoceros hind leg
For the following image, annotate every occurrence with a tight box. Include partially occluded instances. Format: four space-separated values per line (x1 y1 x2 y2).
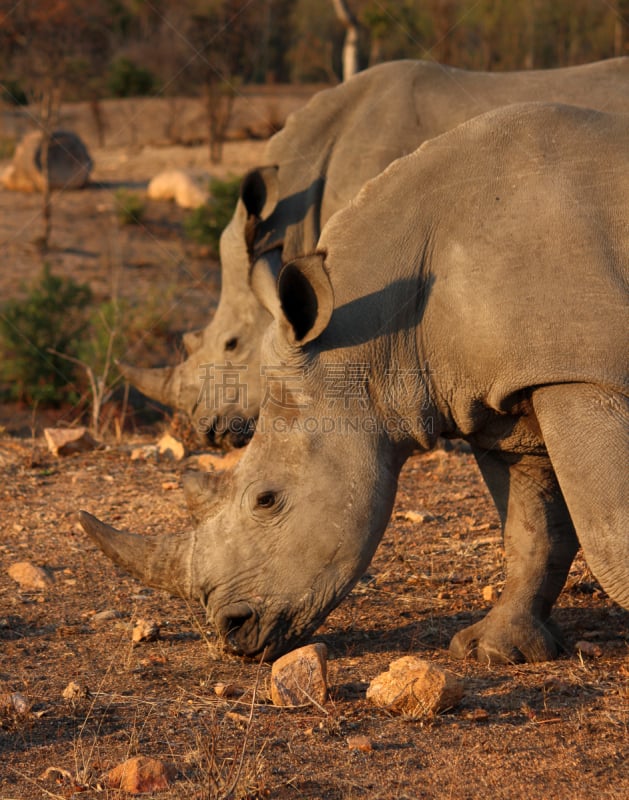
532 384 629 610
450 449 578 664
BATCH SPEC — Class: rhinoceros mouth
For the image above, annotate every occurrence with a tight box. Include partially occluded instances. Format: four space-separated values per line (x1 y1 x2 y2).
214 601 308 660
215 601 266 656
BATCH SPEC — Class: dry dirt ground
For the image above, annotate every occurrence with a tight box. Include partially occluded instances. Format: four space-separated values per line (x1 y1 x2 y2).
0 109 627 800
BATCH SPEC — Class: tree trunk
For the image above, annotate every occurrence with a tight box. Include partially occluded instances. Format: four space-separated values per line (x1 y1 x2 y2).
332 0 360 81
615 2 628 56
205 82 236 165
39 81 57 251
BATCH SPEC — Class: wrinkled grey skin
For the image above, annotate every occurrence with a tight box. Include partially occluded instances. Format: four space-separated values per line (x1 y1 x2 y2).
121 57 629 449
81 103 628 664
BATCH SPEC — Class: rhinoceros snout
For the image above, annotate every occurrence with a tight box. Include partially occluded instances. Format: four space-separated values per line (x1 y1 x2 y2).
201 414 256 450
215 601 259 655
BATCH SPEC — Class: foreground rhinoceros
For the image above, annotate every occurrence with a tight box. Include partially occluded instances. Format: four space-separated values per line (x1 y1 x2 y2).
81 103 628 664
121 57 629 448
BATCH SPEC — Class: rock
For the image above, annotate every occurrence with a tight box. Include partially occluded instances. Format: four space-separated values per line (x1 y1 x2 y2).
214 682 244 699
482 585 499 602
196 449 243 472
106 756 176 794
366 657 464 718
575 640 602 658
347 735 373 752
8 561 53 590
1 130 92 192
226 711 249 725
44 426 98 457
271 643 328 707
395 509 435 524
130 445 158 461
132 618 160 643
1 691 30 715
62 681 89 701
91 609 121 624
157 433 186 461
147 169 207 209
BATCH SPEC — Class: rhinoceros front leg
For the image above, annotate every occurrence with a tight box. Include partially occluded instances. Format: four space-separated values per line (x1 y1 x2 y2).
449 449 579 664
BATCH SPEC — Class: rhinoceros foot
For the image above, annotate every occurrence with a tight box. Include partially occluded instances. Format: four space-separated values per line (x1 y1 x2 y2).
449 609 563 664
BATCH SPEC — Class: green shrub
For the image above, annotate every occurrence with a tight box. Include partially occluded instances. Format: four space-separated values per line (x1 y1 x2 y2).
114 188 145 225
107 57 156 98
184 176 242 254
0 265 92 404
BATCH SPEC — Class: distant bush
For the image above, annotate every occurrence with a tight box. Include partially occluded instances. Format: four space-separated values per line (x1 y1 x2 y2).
107 57 156 98
184 176 241 254
114 188 145 226
0 265 92 404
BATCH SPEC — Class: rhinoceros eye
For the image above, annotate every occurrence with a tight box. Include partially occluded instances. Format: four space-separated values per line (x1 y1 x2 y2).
224 337 238 352
255 491 276 509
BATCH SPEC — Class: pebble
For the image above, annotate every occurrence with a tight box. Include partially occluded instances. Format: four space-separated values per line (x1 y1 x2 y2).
44 426 98 456
8 561 53 590
1 691 30 715
347 735 373 752
91 609 121 624
62 681 89 701
395 509 435 524
132 618 160 643
106 755 176 793
157 434 186 461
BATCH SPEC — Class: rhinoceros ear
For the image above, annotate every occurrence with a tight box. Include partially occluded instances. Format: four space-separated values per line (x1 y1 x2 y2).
240 166 279 222
250 248 283 320
277 253 334 345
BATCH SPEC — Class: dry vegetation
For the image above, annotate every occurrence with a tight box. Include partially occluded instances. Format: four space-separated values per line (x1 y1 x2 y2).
0 98 627 799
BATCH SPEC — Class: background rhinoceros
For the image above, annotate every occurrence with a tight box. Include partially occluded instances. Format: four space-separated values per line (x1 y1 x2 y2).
81 102 628 664
121 57 629 448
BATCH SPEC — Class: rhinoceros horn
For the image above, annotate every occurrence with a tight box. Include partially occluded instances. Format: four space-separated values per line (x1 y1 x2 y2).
78 511 196 598
118 362 182 408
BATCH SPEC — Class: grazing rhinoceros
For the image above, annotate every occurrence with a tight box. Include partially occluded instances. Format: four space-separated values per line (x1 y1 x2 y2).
81 103 628 664
121 57 629 449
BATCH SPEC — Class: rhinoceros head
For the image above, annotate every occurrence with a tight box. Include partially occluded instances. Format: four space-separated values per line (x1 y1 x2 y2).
81 253 406 659
120 167 282 449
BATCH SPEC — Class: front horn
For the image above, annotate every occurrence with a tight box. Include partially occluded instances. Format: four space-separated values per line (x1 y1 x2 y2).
78 511 196 598
118 362 181 408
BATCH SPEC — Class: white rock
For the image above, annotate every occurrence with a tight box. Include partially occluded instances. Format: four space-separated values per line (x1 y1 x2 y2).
147 169 207 209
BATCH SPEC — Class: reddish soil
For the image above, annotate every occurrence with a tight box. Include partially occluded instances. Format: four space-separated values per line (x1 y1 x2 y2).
0 105 627 799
